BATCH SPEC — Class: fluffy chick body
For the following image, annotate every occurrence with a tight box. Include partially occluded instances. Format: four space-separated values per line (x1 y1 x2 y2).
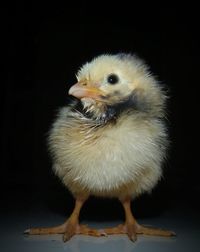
48 54 168 200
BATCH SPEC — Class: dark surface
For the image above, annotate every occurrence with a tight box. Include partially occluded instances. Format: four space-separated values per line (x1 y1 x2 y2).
1 3 200 251
1 206 200 252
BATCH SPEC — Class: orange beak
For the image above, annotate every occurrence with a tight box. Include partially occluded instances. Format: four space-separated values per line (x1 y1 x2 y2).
68 82 104 100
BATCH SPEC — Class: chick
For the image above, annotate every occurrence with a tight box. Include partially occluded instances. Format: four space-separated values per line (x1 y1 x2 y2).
25 54 175 242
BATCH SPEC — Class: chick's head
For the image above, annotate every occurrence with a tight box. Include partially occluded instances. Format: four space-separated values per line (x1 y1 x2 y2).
69 54 166 122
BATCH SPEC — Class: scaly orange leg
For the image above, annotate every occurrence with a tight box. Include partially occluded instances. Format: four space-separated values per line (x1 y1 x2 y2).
104 198 175 242
24 196 104 242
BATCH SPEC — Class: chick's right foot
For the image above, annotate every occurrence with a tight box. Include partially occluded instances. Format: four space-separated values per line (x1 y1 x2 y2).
24 221 106 242
63 224 105 242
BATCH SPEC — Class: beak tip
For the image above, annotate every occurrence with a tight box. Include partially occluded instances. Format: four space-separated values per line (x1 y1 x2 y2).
68 89 72 96
68 85 75 96
68 84 84 99
68 83 102 99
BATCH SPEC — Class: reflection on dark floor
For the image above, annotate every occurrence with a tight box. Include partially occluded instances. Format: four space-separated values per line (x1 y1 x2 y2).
1 197 200 252
1 187 200 252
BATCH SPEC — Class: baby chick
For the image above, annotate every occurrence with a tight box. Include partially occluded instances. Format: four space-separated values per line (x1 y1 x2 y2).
25 53 175 242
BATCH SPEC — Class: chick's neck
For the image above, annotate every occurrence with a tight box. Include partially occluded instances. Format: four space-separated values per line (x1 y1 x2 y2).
71 91 147 126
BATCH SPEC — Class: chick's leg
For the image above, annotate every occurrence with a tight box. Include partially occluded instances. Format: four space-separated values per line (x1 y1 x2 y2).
62 197 104 241
104 198 175 241
24 197 86 238
24 196 104 242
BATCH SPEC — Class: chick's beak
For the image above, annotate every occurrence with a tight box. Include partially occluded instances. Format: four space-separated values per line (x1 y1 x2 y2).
68 82 104 100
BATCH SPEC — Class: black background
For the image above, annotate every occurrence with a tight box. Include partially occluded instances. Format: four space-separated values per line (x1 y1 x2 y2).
1 3 200 221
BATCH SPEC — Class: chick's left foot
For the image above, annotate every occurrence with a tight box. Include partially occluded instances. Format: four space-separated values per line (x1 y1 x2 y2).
103 223 137 241
103 223 175 242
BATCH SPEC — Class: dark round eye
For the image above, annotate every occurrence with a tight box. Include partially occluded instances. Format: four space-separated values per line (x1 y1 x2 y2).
107 74 119 85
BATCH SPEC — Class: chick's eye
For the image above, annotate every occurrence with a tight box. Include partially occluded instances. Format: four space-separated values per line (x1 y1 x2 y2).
107 74 119 85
